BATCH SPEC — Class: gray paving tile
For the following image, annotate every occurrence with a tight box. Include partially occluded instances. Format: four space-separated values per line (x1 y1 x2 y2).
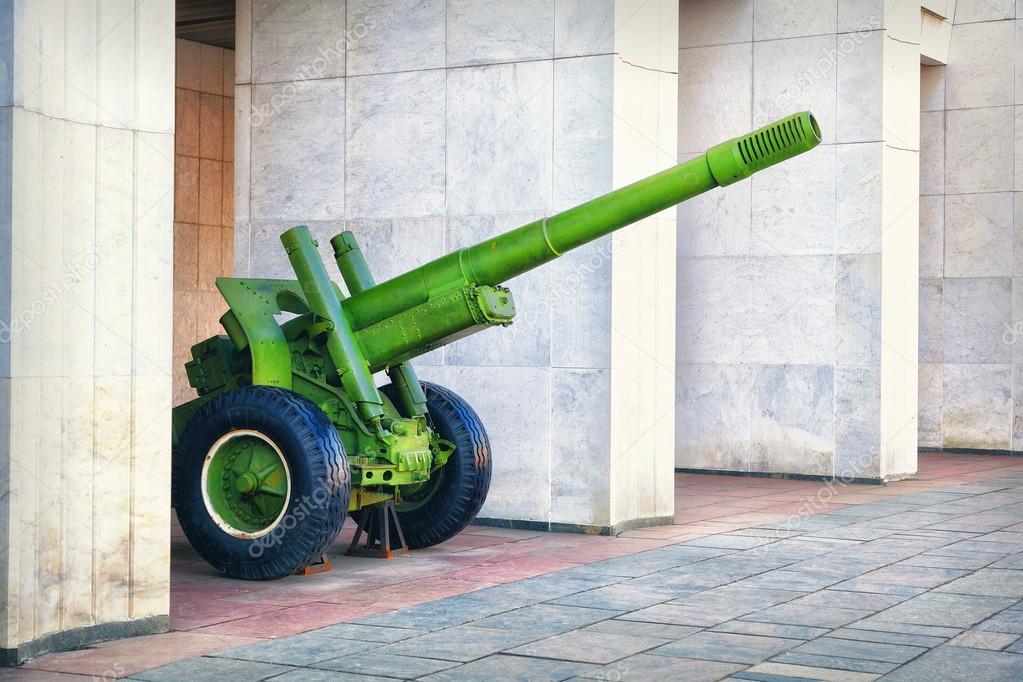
898 553 996 570
582 618 702 640
311 652 459 677
740 603 873 629
790 636 926 664
479 572 626 604
843 619 963 639
865 592 1016 628
947 630 1019 650
508 629 668 664
989 552 1023 569
683 534 778 550
311 622 427 642
826 579 931 597
649 631 801 664
933 568 1023 597
418 654 594 682
378 625 542 662
770 652 897 674
732 569 844 592
928 539 1020 557
882 643 1023 680
352 594 511 630
623 587 802 627
733 661 881 681
577 546 731 577
130 656 297 681
976 608 1023 634
710 619 829 641
212 633 380 665
548 583 682 611
577 653 745 681
788 589 911 612
270 670 392 682
826 627 947 649
848 564 969 588
472 603 620 636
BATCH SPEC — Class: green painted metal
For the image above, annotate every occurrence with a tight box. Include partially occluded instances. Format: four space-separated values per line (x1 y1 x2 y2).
174 112 821 514
203 431 290 537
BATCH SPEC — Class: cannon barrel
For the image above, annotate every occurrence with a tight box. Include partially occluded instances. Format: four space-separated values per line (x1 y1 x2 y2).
341 111 820 334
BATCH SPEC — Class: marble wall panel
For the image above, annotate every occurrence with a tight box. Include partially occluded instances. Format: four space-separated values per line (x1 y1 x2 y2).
346 0 445 75
345 70 445 219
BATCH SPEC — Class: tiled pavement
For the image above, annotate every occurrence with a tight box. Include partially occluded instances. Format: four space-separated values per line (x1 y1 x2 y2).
8 453 1023 680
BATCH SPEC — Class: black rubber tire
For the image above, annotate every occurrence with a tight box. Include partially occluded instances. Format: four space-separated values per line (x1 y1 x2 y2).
380 381 492 549
173 386 350 580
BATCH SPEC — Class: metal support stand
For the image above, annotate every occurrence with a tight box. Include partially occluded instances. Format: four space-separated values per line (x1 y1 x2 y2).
296 554 332 576
346 500 410 559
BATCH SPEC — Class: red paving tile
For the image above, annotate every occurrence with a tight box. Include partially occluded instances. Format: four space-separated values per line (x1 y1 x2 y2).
14 451 1023 674
21 632 261 677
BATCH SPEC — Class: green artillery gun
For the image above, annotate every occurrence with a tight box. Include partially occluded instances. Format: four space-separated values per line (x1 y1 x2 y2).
171 112 821 579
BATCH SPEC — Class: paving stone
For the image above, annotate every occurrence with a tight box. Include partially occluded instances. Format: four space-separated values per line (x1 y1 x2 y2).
1007 637 1023 653
847 564 969 588
710 620 829 641
976 608 1023 634
934 568 1023 597
948 630 1019 650
650 631 801 664
734 661 881 681
882 643 1023 680
683 534 778 550
770 652 897 674
740 603 873 629
865 592 1016 628
418 654 595 682
130 656 297 681
990 552 1023 569
973 531 1023 545
353 594 511 630
817 579 927 598
549 583 681 611
789 636 926 664
479 572 625 604
898 553 996 570
788 590 910 612
311 652 459 677
624 587 802 627
473 604 620 636
270 671 392 682
378 625 542 662
583 618 702 640
929 539 1020 557
733 570 844 592
577 653 744 681
211 632 380 665
578 546 731 577
311 622 427 642
507 629 668 664
843 619 963 639
807 525 900 542
826 627 947 649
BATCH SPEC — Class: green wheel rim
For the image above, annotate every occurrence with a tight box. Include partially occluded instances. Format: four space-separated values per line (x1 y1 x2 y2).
201 429 292 539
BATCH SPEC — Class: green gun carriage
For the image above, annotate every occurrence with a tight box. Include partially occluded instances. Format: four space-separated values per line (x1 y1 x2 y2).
171 112 822 580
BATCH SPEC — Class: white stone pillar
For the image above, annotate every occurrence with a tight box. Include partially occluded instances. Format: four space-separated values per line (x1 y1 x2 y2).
0 0 174 663
674 0 920 482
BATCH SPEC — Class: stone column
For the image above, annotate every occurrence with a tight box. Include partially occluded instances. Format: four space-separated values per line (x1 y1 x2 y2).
674 0 920 482
234 0 678 532
0 0 174 664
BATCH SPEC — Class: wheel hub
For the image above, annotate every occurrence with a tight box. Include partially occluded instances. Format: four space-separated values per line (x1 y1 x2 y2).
201 430 292 539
